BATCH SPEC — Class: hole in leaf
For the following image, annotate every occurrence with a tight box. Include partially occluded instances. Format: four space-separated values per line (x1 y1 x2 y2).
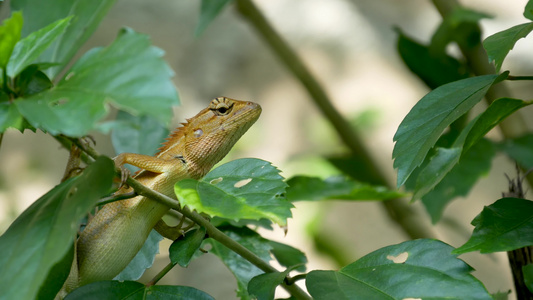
49 98 69 106
234 178 252 188
210 177 223 185
386 252 408 263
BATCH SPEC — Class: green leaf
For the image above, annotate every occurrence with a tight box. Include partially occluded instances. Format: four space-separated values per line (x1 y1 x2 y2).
16 28 179 137
453 198 533 254
204 226 272 299
525 0 533 21
268 241 307 272
500 134 533 169
413 147 461 201
397 30 468 89
169 227 206 267
0 11 23 68
484 22 533 72
13 64 53 97
286 175 403 202
175 158 292 226
0 102 24 132
306 239 491 300
113 230 163 281
6 16 71 78
463 98 531 153
195 0 233 36
0 156 115 300
524 264 533 293
66 281 214 300
111 111 170 156
393 74 503 187
422 139 495 223
248 266 296 300
11 0 115 79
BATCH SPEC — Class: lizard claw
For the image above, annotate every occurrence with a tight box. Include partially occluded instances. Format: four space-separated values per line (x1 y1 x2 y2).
119 167 131 189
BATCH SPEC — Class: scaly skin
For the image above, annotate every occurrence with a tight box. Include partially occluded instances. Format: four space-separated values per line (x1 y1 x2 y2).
72 97 261 288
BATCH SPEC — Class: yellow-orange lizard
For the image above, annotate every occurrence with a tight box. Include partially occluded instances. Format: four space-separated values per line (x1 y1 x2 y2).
64 97 261 293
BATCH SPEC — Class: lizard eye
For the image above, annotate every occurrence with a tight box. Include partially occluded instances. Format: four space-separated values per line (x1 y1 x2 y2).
210 102 233 116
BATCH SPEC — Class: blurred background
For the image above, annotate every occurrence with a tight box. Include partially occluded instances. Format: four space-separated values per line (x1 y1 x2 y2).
1 0 532 298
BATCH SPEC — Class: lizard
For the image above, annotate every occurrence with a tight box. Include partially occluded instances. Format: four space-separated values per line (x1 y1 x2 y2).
63 97 261 293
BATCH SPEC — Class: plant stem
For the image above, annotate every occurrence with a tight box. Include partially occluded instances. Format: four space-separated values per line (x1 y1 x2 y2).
507 75 533 81
65 137 312 300
147 261 176 287
235 0 437 240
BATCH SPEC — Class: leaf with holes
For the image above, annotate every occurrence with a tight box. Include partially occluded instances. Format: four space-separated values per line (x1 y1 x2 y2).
306 239 491 300
175 158 293 226
393 74 505 187
453 198 533 254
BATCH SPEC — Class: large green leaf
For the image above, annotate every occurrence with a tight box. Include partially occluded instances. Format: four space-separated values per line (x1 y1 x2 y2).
397 31 468 89
524 264 533 293
286 175 403 202
175 158 292 226
453 198 533 254
66 281 214 300
0 102 23 131
113 230 163 282
6 16 71 78
421 139 495 223
393 74 503 187
0 156 115 300
11 0 115 79
306 239 491 300
463 98 531 153
195 0 233 36
203 226 272 299
484 22 533 72
16 28 179 137
499 134 533 169
0 11 23 69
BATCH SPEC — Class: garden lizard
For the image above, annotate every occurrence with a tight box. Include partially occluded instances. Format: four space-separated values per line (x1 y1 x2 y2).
65 97 261 292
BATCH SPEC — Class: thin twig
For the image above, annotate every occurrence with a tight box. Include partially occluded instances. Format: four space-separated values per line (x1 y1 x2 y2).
146 261 175 287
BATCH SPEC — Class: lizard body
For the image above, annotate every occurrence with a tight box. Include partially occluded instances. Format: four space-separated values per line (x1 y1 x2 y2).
71 97 261 288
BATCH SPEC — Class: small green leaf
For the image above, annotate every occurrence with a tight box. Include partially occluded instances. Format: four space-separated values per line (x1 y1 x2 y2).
499 134 533 169
113 230 163 281
6 16 72 77
12 0 115 79
0 11 23 68
195 0 233 36
13 64 53 97
269 241 307 272
0 156 115 300
397 30 468 89
203 226 272 299
484 22 533 72
306 239 491 300
169 227 206 267
453 198 533 254
175 158 292 226
463 98 531 153
248 266 296 300
524 264 533 293
413 147 461 201
422 139 495 223
393 74 503 187
16 28 179 137
286 175 403 202
66 281 214 300
525 0 533 21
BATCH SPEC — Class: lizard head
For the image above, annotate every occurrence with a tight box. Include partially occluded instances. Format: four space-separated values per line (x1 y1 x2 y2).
157 97 261 178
